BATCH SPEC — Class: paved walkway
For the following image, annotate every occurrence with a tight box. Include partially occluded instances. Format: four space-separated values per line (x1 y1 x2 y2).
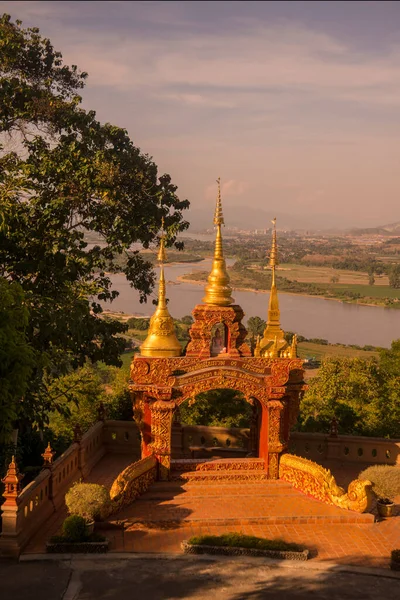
6 557 400 600
23 455 400 569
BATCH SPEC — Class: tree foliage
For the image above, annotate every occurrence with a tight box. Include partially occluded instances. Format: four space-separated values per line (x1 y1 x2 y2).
0 278 35 442
299 342 400 437
246 316 266 338
0 15 189 435
179 389 252 428
388 264 400 289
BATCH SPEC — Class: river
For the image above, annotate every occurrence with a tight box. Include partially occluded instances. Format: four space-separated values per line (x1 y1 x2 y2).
102 258 400 348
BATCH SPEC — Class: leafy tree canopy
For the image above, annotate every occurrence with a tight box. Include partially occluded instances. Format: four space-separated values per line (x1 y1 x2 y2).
0 15 189 436
299 343 400 438
179 389 252 428
246 316 266 338
0 277 35 442
388 264 400 289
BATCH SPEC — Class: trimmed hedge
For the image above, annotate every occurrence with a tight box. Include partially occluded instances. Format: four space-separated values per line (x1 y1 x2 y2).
358 466 400 502
188 533 305 552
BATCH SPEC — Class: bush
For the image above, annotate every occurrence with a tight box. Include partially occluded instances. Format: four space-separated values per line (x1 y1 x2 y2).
188 532 304 552
358 465 400 502
62 515 87 542
392 550 400 562
65 482 111 521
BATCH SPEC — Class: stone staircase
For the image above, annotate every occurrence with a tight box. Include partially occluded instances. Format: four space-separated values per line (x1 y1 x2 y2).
171 458 269 483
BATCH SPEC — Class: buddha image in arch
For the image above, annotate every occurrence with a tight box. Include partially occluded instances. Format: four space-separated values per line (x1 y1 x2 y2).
210 323 226 356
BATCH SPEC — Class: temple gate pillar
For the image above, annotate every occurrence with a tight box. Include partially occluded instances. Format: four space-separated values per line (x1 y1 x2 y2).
267 400 285 479
150 400 175 480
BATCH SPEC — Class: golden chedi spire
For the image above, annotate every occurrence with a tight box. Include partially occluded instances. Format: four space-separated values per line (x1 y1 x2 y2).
140 219 181 358
259 218 288 357
203 178 234 306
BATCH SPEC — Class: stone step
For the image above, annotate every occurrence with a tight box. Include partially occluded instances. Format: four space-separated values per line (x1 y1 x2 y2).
171 458 266 474
123 513 373 526
173 469 270 483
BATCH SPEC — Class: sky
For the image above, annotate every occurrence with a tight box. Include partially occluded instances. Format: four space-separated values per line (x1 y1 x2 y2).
2 1 400 229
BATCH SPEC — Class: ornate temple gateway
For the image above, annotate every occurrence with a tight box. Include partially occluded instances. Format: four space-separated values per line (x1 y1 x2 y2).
130 180 306 480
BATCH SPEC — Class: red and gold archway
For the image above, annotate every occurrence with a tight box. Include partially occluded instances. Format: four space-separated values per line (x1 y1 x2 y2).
130 180 306 480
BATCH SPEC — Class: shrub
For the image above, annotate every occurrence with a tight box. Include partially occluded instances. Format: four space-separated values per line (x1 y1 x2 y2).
358 465 400 502
188 533 304 552
392 549 400 563
65 482 111 521
62 515 87 542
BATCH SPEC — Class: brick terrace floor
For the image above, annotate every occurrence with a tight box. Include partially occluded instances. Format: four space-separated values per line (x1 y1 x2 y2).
23 455 400 569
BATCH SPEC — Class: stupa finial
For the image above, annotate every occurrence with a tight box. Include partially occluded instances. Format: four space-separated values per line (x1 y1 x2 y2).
140 218 181 357
203 178 234 306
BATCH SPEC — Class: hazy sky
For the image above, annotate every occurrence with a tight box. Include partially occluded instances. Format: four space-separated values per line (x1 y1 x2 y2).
2 1 400 228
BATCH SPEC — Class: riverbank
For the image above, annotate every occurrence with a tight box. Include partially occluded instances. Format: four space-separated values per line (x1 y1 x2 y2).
178 273 400 309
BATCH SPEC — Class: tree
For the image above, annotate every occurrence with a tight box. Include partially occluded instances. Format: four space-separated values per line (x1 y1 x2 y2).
376 340 400 437
127 317 149 331
299 351 400 438
368 273 375 286
181 315 194 325
0 15 189 432
388 265 400 289
179 389 252 428
246 316 266 338
0 278 35 442
299 357 382 435
330 275 340 284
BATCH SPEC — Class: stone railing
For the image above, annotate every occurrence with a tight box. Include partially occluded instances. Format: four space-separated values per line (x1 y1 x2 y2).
79 422 106 478
289 432 400 466
180 425 249 458
1 468 54 557
102 420 141 456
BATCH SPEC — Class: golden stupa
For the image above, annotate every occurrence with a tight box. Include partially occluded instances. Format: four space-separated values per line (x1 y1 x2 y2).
255 218 295 358
140 220 181 358
203 178 234 306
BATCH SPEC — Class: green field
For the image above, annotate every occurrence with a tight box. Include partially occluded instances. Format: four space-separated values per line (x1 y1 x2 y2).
297 341 379 361
331 283 400 299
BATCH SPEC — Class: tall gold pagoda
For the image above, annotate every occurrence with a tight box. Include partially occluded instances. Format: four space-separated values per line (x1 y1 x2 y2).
140 220 181 358
255 218 296 358
203 177 234 306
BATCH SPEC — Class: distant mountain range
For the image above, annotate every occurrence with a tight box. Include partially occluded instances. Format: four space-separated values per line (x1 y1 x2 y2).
348 221 400 236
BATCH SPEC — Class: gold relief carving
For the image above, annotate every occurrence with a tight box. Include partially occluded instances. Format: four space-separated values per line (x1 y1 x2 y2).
271 360 292 386
279 454 373 513
158 454 171 481
181 472 267 483
150 400 175 456
133 360 150 379
109 455 157 511
195 460 265 472
268 453 279 479
268 403 284 447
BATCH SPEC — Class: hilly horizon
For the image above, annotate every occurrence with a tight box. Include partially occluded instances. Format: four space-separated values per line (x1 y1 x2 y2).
186 204 400 234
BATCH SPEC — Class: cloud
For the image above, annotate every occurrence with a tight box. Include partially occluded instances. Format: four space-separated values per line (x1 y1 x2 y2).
2 2 399 227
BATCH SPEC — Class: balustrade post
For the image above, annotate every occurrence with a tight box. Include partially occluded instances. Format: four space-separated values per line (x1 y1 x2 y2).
0 456 24 557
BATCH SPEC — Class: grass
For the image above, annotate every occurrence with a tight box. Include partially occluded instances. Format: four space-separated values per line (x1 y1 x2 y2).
297 341 379 361
280 263 391 286
331 283 400 299
188 532 304 552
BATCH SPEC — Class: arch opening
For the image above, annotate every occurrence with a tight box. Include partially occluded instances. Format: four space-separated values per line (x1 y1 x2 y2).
172 388 264 460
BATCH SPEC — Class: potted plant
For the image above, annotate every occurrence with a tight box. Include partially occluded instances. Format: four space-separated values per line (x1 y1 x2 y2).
65 482 111 531
376 497 395 518
358 465 399 518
